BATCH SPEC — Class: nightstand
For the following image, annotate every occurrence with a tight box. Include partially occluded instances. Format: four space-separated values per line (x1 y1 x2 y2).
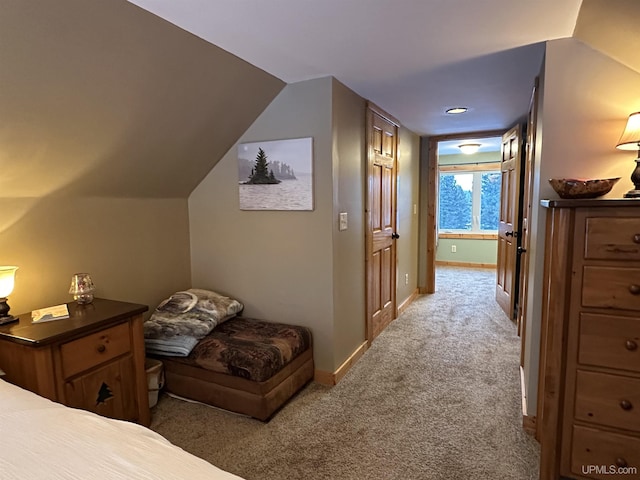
0 298 150 426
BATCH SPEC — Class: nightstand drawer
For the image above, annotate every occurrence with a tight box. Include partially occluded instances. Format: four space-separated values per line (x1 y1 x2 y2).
582 266 640 311
579 313 640 373
571 425 640 480
575 370 640 432
585 217 640 261
60 322 131 378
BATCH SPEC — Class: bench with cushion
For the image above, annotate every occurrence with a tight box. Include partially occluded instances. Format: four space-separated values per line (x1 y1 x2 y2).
157 316 313 421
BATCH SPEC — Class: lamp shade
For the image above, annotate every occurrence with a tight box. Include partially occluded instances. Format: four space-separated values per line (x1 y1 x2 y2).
616 112 640 151
0 266 18 298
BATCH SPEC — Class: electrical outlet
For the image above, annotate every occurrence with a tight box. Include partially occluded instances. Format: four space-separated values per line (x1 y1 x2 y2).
451 245 457 253
405 273 409 285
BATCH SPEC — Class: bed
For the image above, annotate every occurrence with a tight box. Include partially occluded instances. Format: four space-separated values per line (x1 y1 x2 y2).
0 378 243 480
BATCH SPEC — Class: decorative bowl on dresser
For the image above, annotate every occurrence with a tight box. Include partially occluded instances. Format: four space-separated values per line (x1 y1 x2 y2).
548 178 621 200
0 298 150 426
538 199 640 480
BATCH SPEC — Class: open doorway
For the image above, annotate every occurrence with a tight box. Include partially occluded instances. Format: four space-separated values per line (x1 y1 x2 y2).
423 129 505 294
434 136 503 271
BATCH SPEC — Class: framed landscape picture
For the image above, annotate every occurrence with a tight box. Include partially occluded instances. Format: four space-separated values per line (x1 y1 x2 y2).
238 137 314 211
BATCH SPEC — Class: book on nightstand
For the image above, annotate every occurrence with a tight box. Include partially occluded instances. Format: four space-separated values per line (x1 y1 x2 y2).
31 304 70 323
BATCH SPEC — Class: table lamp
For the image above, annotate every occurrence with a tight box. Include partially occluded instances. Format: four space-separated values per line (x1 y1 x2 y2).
0 266 18 325
616 111 640 198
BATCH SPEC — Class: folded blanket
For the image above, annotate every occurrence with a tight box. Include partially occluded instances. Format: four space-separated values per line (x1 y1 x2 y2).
145 336 199 357
144 289 244 340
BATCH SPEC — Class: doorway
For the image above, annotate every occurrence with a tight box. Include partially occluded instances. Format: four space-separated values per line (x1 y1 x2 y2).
423 130 504 293
433 135 503 273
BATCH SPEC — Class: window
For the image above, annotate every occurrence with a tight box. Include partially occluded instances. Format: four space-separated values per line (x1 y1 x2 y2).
438 168 501 233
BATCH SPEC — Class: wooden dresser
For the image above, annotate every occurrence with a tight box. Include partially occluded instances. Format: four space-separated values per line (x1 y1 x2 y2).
538 199 640 479
0 298 150 426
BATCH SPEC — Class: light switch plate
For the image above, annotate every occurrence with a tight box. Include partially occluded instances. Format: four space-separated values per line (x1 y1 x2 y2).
339 212 348 231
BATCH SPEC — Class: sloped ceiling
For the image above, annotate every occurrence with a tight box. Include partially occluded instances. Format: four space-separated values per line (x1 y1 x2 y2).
128 0 583 136
573 0 640 75
0 0 284 199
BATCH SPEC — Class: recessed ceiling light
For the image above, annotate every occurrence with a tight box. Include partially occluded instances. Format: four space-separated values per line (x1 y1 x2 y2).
458 143 481 154
446 107 468 115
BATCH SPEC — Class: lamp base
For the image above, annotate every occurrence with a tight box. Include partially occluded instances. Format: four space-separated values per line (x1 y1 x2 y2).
624 189 640 198
0 314 17 326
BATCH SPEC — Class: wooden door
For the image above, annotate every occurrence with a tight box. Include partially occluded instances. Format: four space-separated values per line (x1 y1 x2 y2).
366 104 398 343
496 125 523 319
517 80 539 365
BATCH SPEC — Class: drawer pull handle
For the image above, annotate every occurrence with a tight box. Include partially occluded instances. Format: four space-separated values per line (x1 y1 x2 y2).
634 234 640 244
96 344 106 353
620 399 633 411
629 284 640 295
627 340 639 351
616 458 628 469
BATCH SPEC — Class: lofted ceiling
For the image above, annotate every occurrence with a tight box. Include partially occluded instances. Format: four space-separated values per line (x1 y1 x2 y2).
128 0 585 137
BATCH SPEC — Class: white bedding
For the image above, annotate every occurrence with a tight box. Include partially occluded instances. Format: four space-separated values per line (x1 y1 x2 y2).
0 378 243 480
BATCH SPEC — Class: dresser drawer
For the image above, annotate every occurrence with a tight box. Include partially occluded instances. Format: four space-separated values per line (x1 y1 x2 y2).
583 266 640 311
59 322 131 379
571 425 640 479
575 370 640 432
585 217 640 261
579 313 640 373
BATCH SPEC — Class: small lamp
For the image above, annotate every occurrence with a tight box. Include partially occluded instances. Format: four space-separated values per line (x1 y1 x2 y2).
458 143 481 155
616 111 640 198
0 266 18 325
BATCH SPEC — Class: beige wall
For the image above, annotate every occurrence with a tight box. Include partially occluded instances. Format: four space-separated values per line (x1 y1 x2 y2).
523 37 640 414
189 78 336 371
1 197 191 316
0 1 282 317
189 77 421 373
574 0 640 74
331 80 367 363
396 127 421 304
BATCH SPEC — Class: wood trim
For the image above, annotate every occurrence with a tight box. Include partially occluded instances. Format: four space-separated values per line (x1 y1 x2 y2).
438 233 498 240
398 289 419 316
523 413 537 436
313 370 334 386
520 366 536 436
366 101 400 126
439 162 501 172
429 129 506 142
435 261 496 269
314 341 369 386
426 138 437 293
425 129 505 295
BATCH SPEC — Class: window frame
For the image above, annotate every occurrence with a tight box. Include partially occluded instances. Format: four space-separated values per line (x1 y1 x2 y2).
437 162 501 237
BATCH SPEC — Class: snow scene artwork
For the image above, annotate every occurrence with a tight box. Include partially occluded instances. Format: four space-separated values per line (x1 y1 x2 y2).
238 137 313 211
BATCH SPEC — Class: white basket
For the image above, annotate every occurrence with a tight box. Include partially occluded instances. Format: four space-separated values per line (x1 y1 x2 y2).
145 359 164 408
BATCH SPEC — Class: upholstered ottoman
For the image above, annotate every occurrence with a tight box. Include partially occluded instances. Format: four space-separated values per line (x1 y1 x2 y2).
158 317 313 421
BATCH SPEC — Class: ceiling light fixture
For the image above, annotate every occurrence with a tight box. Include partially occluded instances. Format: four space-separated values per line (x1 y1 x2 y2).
446 107 468 115
458 143 481 155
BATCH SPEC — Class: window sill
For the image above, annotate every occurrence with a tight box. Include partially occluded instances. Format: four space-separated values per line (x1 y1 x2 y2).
439 233 498 240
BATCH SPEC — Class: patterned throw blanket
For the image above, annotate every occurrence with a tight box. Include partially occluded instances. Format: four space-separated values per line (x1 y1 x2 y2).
144 289 244 342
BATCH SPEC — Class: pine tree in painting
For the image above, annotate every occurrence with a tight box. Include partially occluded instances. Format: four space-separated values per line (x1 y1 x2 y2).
247 148 281 184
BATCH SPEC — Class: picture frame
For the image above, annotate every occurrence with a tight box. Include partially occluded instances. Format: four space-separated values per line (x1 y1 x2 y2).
238 137 314 211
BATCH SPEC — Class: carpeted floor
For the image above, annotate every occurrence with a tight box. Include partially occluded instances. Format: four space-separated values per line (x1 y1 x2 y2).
150 266 540 479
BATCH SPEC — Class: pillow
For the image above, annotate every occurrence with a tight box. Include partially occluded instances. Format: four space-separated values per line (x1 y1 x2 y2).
144 289 243 340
